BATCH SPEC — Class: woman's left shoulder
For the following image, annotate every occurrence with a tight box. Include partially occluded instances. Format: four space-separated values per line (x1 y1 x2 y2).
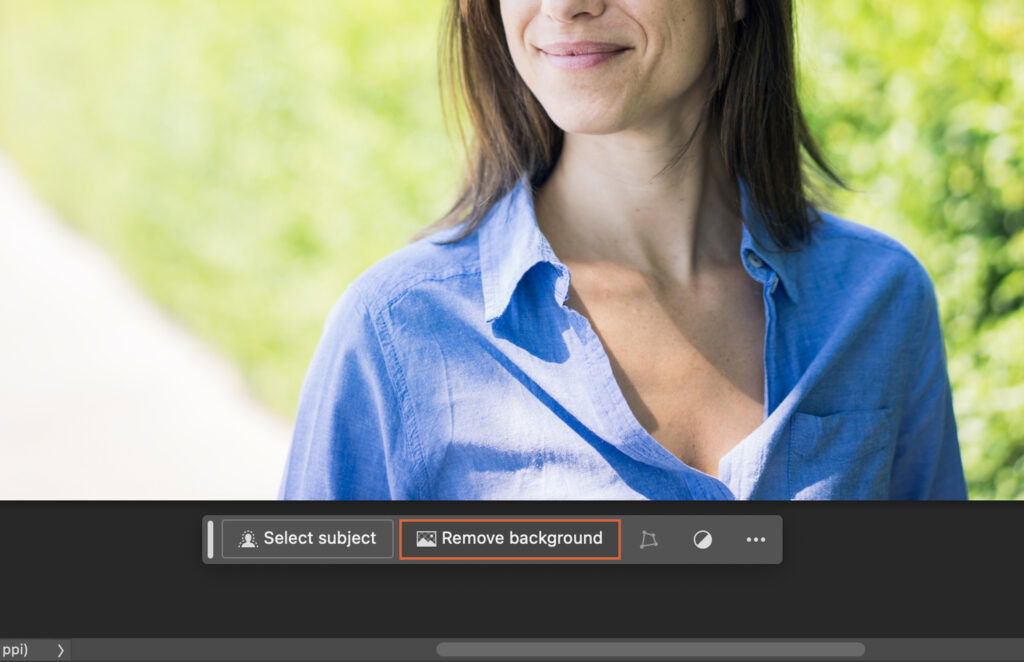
805 210 938 303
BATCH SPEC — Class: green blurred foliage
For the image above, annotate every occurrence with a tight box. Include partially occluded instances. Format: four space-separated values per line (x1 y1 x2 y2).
798 1 1023 498
0 1 1019 497
0 0 456 415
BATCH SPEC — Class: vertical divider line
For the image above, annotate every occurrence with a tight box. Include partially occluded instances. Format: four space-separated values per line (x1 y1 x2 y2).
207 520 214 559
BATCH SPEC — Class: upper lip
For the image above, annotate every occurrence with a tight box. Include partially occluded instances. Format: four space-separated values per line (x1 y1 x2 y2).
537 41 630 56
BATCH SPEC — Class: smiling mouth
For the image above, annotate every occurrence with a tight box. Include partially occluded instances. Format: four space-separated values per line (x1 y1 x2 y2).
537 43 632 71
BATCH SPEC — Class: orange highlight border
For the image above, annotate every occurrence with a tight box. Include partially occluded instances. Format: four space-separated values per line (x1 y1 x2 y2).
398 518 622 560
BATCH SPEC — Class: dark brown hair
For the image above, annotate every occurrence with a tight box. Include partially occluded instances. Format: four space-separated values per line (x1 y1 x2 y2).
421 0 843 249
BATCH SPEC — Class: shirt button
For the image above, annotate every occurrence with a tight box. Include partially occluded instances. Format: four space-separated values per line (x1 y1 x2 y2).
747 253 764 269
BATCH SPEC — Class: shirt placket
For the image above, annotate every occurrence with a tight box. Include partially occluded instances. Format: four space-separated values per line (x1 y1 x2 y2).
718 249 780 498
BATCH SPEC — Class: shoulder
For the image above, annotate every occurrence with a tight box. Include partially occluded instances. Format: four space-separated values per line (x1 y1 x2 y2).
326 222 482 327
809 210 926 275
802 210 938 306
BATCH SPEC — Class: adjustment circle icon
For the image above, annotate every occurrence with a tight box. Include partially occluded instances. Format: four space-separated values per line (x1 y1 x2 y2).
693 530 713 550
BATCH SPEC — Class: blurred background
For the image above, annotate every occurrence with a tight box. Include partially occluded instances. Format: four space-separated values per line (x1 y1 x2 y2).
0 0 1020 498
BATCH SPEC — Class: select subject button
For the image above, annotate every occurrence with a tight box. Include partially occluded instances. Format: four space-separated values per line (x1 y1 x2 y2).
220 519 394 559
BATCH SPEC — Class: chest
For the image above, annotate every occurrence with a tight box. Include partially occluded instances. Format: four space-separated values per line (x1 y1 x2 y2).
380 263 903 500
563 261 767 477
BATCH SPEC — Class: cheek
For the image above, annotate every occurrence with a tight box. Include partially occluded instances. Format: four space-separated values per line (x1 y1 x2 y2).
502 26 538 95
641 2 716 96
647 52 709 102
499 3 534 62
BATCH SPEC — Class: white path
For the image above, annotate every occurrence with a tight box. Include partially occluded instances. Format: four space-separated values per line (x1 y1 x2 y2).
0 153 291 499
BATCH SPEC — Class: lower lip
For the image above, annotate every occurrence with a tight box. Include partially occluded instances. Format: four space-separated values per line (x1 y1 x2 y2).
541 49 628 71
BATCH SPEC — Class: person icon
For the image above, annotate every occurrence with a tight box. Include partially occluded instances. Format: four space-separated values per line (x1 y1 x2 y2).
239 530 257 549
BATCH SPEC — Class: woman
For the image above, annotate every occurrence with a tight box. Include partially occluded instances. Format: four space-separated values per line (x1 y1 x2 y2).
280 0 967 500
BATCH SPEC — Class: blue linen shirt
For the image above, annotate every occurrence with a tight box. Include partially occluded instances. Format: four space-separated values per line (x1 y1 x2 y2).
280 174 968 500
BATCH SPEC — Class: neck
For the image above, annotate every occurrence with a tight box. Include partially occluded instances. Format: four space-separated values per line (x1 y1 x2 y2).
535 117 744 284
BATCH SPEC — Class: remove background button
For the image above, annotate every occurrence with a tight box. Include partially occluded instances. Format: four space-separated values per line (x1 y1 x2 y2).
399 519 621 560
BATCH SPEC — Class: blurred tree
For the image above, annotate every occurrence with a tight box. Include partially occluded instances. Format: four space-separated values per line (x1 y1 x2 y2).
798 0 1023 498
0 0 456 414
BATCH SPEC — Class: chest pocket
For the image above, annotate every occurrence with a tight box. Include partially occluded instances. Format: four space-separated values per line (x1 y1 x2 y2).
788 408 896 500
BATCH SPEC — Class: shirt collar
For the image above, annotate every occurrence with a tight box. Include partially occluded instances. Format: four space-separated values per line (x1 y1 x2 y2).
737 178 803 303
478 173 570 323
477 173 802 324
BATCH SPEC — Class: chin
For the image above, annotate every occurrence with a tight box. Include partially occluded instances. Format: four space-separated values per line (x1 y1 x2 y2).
545 107 628 136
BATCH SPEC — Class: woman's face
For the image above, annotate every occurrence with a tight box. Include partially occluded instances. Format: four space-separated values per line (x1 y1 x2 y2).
499 0 717 135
